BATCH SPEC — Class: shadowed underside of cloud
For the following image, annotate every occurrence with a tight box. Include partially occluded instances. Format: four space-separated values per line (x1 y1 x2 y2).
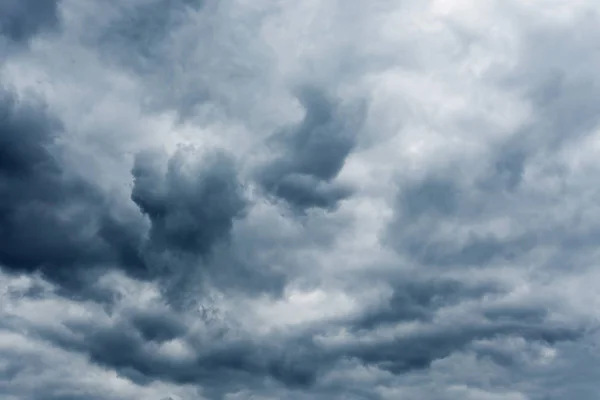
0 87 250 300
4 273 578 399
256 86 365 212
129 147 265 304
0 0 60 45
131 147 247 256
0 86 147 294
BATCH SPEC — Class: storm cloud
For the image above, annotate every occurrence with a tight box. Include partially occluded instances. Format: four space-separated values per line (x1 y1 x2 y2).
0 0 61 45
256 86 365 212
2 1 600 399
0 85 147 294
131 147 247 256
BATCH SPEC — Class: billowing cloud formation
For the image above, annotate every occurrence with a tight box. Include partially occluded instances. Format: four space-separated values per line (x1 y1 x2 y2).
0 86 146 295
132 148 246 255
257 86 365 212
2 0 600 399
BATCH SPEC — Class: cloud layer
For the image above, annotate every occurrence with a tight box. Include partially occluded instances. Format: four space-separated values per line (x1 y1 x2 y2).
2 0 600 399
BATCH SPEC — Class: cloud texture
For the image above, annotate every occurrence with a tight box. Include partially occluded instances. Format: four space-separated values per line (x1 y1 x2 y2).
2 0 600 399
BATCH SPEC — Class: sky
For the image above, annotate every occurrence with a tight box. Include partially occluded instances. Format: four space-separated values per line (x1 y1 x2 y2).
1 1 600 399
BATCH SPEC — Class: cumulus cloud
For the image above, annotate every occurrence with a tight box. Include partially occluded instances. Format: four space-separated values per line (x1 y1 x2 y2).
2 0 600 399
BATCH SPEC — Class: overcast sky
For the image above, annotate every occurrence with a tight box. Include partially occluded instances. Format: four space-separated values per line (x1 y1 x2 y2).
1 1 600 399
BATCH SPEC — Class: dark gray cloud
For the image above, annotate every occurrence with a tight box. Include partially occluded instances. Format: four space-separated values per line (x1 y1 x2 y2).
28 307 322 397
129 147 265 303
0 0 60 45
352 278 504 330
0 86 147 294
131 147 247 256
345 314 580 376
257 86 365 212
319 274 585 381
0 84 252 300
128 308 188 343
13 273 580 400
